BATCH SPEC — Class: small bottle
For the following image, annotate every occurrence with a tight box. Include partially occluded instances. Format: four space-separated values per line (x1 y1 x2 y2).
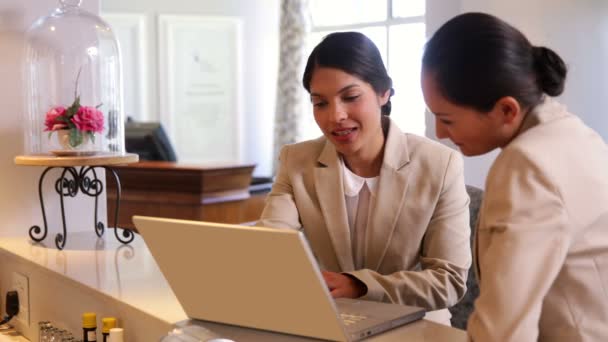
39 321 51 342
101 318 117 342
82 312 97 342
61 330 75 342
56 329 68 341
46 328 56 342
51 328 67 342
107 328 123 342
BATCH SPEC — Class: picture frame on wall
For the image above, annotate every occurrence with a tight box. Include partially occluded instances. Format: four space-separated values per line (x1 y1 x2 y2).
158 15 243 163
101 12 149 122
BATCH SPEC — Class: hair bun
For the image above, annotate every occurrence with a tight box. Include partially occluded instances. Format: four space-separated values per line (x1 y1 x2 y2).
532 46 567 96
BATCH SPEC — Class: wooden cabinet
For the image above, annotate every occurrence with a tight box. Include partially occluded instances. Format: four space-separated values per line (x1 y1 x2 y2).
106 161 269 230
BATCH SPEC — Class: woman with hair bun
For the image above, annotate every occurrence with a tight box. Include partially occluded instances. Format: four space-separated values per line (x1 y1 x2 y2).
422 12 608 341
258 31 472 325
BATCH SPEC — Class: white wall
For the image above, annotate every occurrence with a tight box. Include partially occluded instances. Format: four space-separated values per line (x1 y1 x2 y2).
101 0 279 177
426 0 608 188
0 0 107 240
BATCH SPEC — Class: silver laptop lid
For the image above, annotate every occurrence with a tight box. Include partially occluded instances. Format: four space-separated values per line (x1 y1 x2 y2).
133 216 349 341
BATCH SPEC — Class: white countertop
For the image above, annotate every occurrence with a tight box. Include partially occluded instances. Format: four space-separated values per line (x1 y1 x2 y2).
0 231 467 342
0 231 188 325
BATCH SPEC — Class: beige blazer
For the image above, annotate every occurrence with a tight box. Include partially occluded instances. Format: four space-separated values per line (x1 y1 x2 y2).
258 118 471 317
468 98 608 341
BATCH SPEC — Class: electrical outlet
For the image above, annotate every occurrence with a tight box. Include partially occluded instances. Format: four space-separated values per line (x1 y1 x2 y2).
11 272 29 327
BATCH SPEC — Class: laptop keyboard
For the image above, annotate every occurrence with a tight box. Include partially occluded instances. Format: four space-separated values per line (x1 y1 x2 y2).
340 313 368 326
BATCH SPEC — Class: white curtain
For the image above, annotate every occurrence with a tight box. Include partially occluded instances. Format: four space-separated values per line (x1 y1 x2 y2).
273 0 310 173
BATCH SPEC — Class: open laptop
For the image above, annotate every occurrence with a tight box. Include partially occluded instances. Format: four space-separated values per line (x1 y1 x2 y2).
133 216 425 341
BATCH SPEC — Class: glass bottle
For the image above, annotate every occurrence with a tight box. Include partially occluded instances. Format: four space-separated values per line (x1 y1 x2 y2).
48 328 61 342
101 317 116 342
56 329 69 341
82 312 97 342
39 321 52 342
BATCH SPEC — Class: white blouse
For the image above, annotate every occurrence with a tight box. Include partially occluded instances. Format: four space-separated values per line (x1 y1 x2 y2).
340 158 452 326
341 158 378 270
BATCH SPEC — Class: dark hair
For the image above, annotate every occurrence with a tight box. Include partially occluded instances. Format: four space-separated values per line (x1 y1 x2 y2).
422 12 567 112
302 31 394 115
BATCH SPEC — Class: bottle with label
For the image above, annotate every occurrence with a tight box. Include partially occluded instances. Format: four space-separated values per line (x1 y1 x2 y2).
82 312 97 342
101 318 117 342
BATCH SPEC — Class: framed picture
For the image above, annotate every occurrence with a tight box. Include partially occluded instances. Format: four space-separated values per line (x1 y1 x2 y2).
158 15 243 163
101 12 149 122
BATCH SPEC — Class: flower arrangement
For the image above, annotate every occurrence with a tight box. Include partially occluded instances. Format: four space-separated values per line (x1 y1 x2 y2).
44 69 104 149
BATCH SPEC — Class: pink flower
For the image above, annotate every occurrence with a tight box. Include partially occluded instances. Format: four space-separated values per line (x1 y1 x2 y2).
44 106 67 131
71 106 104 133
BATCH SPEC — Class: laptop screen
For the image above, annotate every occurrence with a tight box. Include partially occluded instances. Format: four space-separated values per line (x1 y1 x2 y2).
133 216 348 341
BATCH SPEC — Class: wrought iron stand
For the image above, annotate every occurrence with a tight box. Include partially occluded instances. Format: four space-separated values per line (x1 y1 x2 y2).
15 154 139 250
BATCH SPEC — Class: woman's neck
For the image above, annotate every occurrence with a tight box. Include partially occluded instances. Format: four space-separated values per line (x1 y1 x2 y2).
501 105 534 148
343 120 387 178
344 153 383 178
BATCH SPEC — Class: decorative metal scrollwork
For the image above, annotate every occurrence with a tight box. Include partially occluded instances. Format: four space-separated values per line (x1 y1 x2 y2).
54 167 78 197
105 167 134 244
29 167 54 242
30 165 133 249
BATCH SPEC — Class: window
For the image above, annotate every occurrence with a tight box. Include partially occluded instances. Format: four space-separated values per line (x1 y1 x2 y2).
300 0 427 140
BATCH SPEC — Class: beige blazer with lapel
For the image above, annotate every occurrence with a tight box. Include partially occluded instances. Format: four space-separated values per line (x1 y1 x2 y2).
468 98 608 341
258 118 471 316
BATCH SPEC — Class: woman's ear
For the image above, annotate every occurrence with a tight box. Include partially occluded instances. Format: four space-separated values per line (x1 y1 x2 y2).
492 96 522 124
379 88 391 106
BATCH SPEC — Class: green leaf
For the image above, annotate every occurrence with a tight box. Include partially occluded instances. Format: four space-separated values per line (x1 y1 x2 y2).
66 96 81 119
48 131 53 139
69 128 83 148
88 131 95 144
65 106 76 119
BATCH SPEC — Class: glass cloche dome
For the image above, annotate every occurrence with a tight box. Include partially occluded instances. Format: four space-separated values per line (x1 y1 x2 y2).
23 0 125 156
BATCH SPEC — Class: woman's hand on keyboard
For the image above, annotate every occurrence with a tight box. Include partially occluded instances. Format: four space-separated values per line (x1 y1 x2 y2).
321 271 367 298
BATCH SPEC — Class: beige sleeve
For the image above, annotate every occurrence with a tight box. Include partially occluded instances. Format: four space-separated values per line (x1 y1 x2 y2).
255 145 302 231
346 151 471 310
467 150 570 341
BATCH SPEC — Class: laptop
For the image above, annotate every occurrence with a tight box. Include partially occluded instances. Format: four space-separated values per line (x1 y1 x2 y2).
133 216 425 341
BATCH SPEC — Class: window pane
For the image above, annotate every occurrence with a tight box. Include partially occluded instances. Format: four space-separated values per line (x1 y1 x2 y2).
392 0 425 18
388 23 426 135
310 0 387 27
300 27 388 141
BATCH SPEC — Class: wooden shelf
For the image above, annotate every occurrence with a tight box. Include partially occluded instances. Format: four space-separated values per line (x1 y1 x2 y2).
14 153 139 167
